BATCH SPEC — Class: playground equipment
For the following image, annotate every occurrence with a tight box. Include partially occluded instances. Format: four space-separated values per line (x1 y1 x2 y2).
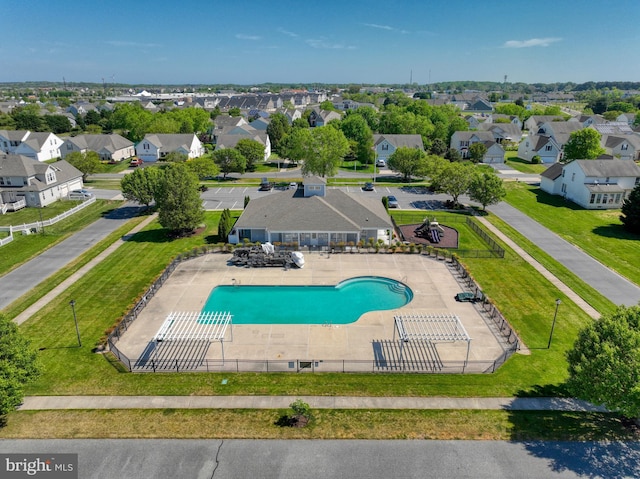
414 218 445 244
230 243 304 268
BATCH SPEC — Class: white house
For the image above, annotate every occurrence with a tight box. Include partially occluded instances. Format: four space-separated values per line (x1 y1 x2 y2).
373 134 424 164
60 134 135 162
517 134 562 163
449 131 495 158
541 159 640 209
135 133 205 162
0 130 63 161
0 154 84 208
0 130 30 154
601 134 640 161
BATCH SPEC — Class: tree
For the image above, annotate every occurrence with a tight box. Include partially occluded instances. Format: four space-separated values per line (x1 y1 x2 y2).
468 171 506 210
620 183 640 234
266 112 291 153
0 313 40 418
164 151 188 163
445 148 462 162
186 156 218 180
300 127 350 177
155 163 204 234
11 106 44 131
387 147 428 181
338 114 374 164
563 128 605 160
43 114 72 134
217 208 233 242
212 148 247 178
65 151 103 181
235 138 265 171
228 107 242 117
435 162 474 207
566 305 640 419
281 128 313 165
429 138 448 156
120 166 162 207
468 142 488 163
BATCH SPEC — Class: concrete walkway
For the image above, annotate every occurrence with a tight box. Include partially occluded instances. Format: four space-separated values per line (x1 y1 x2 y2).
18 395 607 412
487 202 640 307
13 213 158 325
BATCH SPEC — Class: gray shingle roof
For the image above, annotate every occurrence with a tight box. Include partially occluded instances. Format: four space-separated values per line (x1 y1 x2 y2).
0 154 82 192
234 189 392 232
575 159 640 177
540 162 563 180
373 134 424 149
66 134 133 153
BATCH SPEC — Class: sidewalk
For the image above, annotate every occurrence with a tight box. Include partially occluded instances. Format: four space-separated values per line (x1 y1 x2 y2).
18 395 607 412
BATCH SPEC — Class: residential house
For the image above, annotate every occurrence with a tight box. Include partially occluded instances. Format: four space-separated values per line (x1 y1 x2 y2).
485 114 523 130
517 135 562 163
523 115 565 132
308 109 341 127
569 114 606 128
248 117 270 131
215 127 271 161
591 122 634 135
540 159 640 209
67 101 98 117
449 131 500 160
60 134 135 162
135 134 205 162
617 113 636 126
0 154 84 209
373 134 424 164
464 115 481 129
282 109 302 124
0 130 30 154
13 132 64 162
535 121 584 150
601 134 640 161
465 97 493 113
477 123 523 144
227 175 393 246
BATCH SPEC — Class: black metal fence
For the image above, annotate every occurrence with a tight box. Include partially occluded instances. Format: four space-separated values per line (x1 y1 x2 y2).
465 217 505 258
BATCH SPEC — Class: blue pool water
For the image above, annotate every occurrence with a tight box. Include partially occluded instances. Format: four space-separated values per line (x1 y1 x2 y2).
201 276 413 325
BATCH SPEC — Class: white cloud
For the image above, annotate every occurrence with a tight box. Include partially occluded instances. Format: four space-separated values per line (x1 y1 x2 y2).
363 23 393 31
305 38 356 50
503 37 562 48
277 27 298 38
236 34 261 41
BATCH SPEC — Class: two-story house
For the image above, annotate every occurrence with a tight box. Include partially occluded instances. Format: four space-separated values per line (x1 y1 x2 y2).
601 134 640 161
449 131 505 163
0 130 63 161
373 134 424 164
517 135 563 163
540 159 640 209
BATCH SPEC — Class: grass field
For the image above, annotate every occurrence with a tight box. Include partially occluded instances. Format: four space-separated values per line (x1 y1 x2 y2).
504 182 640 286
504 155 549 175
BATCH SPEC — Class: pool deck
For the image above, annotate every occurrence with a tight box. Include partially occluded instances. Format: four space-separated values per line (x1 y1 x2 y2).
116 253 509 372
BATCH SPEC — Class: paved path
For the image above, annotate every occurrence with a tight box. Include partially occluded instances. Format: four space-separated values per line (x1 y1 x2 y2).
13 213 158 325
18 395 606 411
475 216 600 319
487 202 640 307
0 204 142 311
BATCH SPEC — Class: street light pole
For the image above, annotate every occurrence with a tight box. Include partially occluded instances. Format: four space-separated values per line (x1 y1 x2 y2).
69 300 81 347
547 299 561 349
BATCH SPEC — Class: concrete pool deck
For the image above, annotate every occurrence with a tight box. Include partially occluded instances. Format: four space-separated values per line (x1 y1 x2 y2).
116 253 510 372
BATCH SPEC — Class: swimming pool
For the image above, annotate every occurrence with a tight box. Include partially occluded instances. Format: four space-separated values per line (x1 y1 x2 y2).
201 276 413 325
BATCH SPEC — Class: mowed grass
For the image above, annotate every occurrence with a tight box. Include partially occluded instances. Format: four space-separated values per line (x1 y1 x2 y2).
1 410 636 441
0 200 124 276
504 155 549 175
19 209 592 398
505 182 640 286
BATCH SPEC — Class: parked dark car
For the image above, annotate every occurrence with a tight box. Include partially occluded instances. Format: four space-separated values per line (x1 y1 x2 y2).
363 182 374 191
259 178 273 191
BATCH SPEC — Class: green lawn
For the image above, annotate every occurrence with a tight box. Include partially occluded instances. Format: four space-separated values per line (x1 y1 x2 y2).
504 153 548 175
0 199 86 227
18 209 592 398
504 182 640 286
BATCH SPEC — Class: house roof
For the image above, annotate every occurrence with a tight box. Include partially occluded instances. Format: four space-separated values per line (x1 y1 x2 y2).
143 134 197 151
373 134 424 149
0 154 82 192
478 123 522 138
601 134 640 149
451 131 495 143
573 159 640 178
540 163 563 180
18 132 59 152
585 184 625 193
65 134 133 153
592 122 634 135
0 130 30 142
234 189 392 233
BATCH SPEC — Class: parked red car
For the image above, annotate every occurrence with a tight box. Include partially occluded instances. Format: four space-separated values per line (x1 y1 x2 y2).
130 158 144 167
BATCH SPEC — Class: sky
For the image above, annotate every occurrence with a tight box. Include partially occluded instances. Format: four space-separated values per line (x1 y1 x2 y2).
2 0 640 86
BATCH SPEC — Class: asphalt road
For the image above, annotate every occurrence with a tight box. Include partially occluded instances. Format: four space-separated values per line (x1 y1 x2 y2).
2 439 638 478
0 204 141 310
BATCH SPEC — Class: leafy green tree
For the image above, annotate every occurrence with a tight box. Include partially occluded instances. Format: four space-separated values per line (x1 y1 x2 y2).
566 305 640 419
11 105 44 131
291 118 309 130
563 128 605 160
186 156 219 180
0 313 40 418
164 151 188 163
300 126 350 177
65 151 103 181
43 114 72 134
156 163 204 234
281 128 313 165
435 162 474 207
266 112 291 153
212 148 247 178
84 110 102 125
109 103 153 142
620 183 640 234
338 114 374 164
468 170 506 210
319 100 337 111
235 138 265 171
120 166 162 207
349 106 379 132
244 195 250 208
429 138 448 156
387 147 428 181
228 107 242 117
445 148 462 162
468 142 488 163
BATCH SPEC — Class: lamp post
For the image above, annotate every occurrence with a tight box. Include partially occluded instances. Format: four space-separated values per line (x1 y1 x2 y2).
547 299 561 349
69 300 81 347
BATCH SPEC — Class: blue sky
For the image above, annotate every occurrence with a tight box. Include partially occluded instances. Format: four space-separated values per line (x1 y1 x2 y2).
3 0 639 85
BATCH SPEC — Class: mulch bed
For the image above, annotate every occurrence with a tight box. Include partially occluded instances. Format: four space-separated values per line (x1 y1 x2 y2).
397 223 459 249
